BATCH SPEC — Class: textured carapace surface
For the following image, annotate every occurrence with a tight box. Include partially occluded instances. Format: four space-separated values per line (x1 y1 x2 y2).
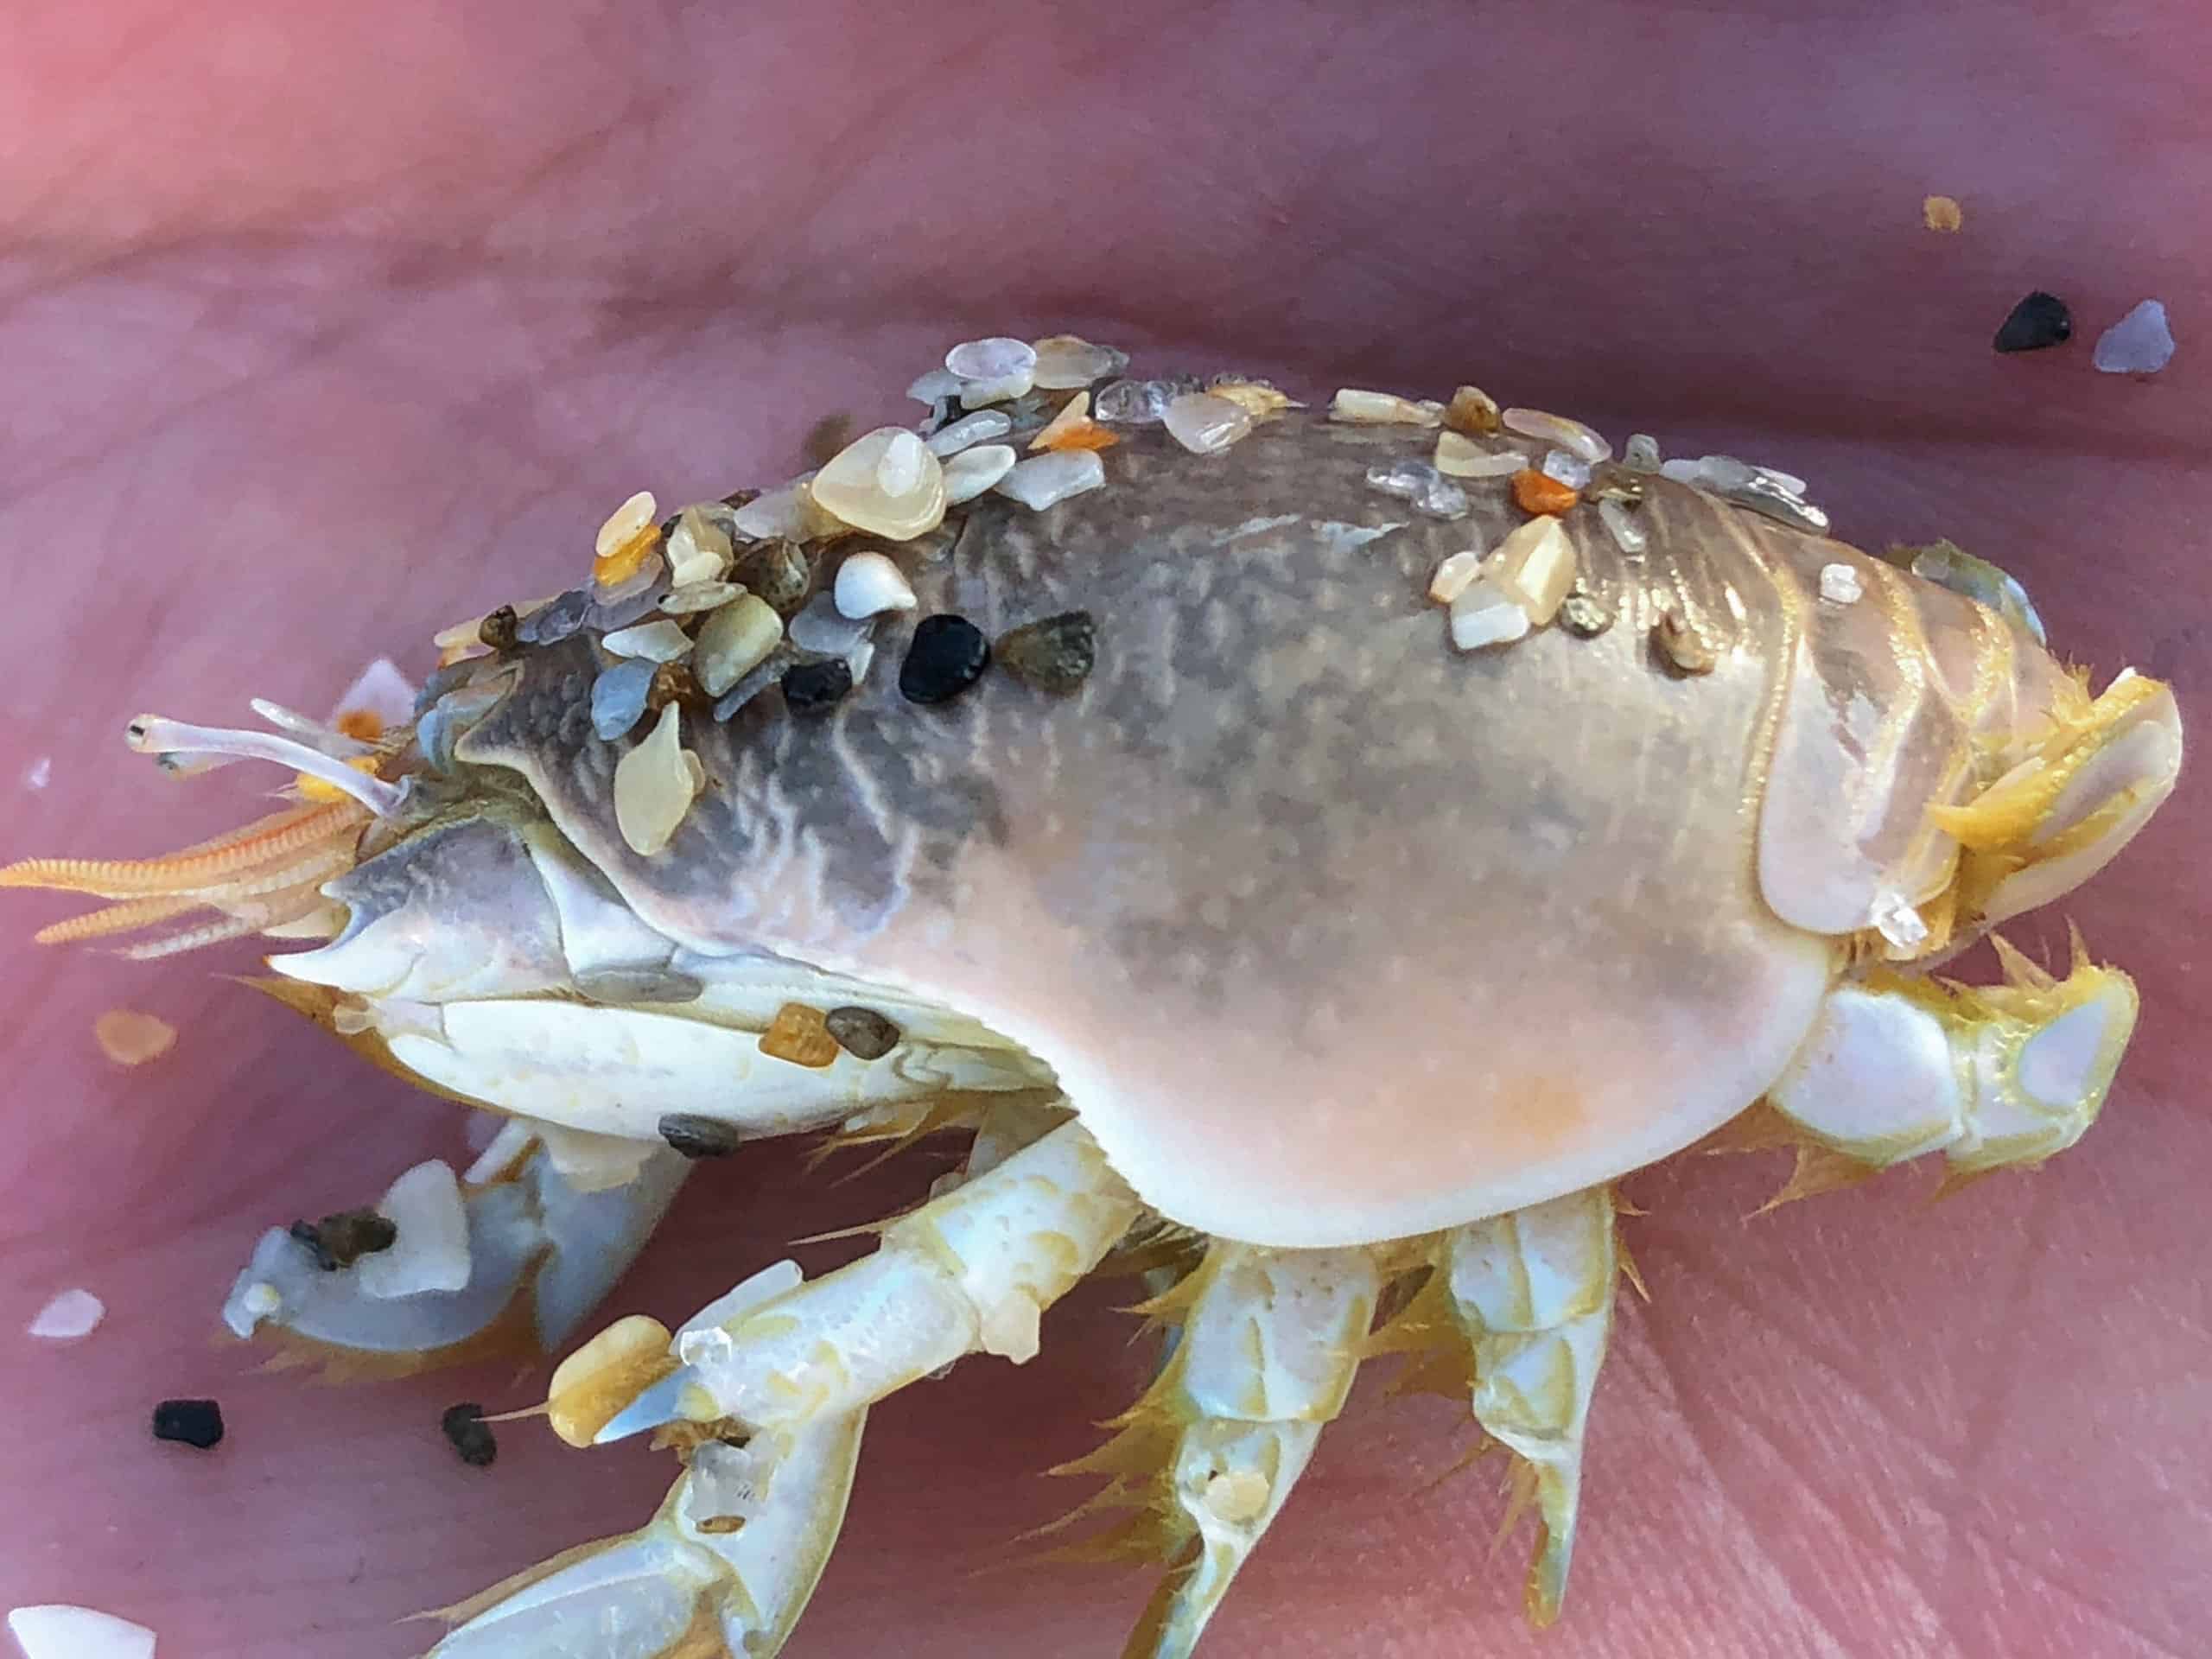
450 413 1914 1246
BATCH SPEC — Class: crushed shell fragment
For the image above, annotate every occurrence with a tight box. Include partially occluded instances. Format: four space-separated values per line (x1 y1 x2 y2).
27 1287 105 1341
760 1002 840 1067
1598 497 1649 555
833 550 918 620
1331 388 1442 426
548 1313 677 1446
1205 378 1294 419
1820 563 1865 604
613 703 699 856
945 337 1037 383
926 410 1014 456
692 595 785 697
93 1008 175 1065
6 1605 156 1659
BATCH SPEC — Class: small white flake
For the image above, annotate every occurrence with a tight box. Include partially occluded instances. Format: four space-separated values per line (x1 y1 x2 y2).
27 1288 104 1341
7 1605 156 1659
326 658 417 732
355 1160 471 1300
2093 300 2177 374
1819 563 1864 605
240 1282 283 1319
995 450 1106 512
23 755 50 791
1871 891 1930 951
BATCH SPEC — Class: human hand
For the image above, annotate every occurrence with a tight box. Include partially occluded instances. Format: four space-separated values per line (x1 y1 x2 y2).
3 3 2206 1655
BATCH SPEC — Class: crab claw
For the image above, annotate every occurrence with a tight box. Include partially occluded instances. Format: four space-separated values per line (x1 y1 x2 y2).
423 1411 865 1659
221 1129 690 1372
1936 668 2183 928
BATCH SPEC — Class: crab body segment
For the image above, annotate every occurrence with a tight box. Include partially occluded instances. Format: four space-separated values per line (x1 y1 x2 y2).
3 351 2181 1657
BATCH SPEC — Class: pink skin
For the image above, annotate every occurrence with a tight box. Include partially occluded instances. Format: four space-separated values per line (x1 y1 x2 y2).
3 3 2208 1655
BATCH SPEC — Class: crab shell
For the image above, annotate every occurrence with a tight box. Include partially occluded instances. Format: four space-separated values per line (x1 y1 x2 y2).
276 410 2180 1250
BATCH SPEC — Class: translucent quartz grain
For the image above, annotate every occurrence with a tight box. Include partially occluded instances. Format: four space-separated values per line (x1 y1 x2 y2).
1501 408 1611 465
944 443 1018 503
810 429 946 540
995 450 1106 511
1434 430 1525 478
925 410 1014 456
1162 391 1254 454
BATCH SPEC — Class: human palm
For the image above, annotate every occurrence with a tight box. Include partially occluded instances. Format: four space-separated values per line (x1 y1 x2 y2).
4 4 2207 1655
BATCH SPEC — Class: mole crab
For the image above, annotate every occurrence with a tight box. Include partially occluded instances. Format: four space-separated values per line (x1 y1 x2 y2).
5 340 2182 1657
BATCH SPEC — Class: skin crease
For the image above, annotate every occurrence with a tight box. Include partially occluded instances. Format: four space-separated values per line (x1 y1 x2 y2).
2 1 2208 1654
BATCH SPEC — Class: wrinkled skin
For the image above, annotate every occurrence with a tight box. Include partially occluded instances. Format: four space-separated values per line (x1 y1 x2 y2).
3 3 2208 1656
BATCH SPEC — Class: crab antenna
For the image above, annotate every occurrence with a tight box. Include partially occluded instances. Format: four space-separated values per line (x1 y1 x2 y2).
125 715 410 818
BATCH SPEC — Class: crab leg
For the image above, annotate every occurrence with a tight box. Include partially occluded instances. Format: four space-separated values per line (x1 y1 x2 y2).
1446 1185 1619 1625
1762 934 2139 1181
221 1123 690 1370
581 1117 1141 1446
426 1408 866 1659
1069 1243 1382 1659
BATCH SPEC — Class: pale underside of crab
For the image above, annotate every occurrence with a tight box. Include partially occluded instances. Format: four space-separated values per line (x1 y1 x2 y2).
2 346 2183 1659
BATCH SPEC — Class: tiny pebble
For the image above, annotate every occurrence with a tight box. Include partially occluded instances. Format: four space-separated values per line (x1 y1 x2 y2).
518 588 592 646
152 1397 225 1449
1433 430 1523 478
1501 407 1611 465
925 410 1014 456
1031 334 1128 390
780 658 853 713
1558 585 1612 638
786 591 873 658
1623 433 1662 473
833 550 918 620
899 614 991 705
1598 497 1649 556
477 606 519 651
995 449 1106 511
1366 459 1469 519
27 1288 105 1342
1161 392 1253 455
442 1402 499 1468
93 1009 174 1066
823 1006 902 1059
1820 563 1865 604
1093 378 1175 424
658 1112 746 1158
944 443 1020 503
1540 448 1592 491
287 1208 398 1272
1443 385 1502 435
594 491 658 562
659 580 746 615
600 620 691 663
1428 550 1484 605
1332 389 1442 426
2094 300 2176 375
995 611 1096 694
945 337 1037 383
1993 291 2072 353
1923 194 1964 232
906 367 964 407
